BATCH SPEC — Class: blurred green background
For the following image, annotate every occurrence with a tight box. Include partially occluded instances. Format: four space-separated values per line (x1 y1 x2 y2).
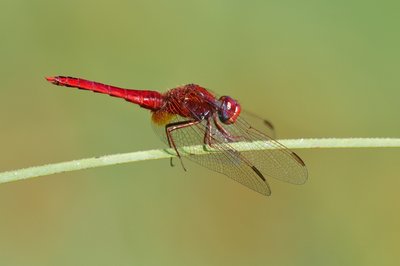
1 0 399 265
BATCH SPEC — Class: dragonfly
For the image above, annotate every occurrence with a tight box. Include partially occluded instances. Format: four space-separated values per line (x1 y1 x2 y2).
46 76 308 196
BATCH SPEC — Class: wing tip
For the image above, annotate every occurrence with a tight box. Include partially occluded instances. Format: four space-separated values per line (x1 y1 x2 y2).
291 152 306 167
251 166 272 196
290 152 309 185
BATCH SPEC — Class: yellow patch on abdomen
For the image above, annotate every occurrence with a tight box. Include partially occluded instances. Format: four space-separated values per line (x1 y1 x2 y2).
151 111 175 125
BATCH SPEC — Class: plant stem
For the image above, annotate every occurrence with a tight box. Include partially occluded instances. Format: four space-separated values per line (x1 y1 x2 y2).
1 138 399 185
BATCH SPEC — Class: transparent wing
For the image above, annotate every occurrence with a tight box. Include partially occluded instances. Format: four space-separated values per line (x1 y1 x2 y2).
152 111 308 196
152 114 272 195
240 110 276 138
227 117 308 185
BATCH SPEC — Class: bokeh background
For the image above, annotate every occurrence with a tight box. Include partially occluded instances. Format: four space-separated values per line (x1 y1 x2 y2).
1 1 399 265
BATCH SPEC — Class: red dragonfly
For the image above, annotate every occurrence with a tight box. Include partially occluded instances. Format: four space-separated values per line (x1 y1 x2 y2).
46 76 307 196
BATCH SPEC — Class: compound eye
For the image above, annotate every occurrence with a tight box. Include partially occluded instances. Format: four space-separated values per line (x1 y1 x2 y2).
218 96 241 124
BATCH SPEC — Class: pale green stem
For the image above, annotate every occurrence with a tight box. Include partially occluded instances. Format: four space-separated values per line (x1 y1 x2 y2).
0 138 399 185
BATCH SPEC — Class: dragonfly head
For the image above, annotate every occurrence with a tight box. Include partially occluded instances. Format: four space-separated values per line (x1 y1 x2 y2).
217 96 241 124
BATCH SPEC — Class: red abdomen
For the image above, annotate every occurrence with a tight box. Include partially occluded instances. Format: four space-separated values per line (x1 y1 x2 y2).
46 76 164 111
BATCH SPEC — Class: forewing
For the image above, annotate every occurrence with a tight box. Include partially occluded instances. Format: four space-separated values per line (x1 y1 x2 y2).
152 114 272 195
226 117 308 185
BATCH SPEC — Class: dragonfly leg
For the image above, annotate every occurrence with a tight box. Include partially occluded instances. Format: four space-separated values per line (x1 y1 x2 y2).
169 158 175 167
213 114 240 142
202 117 214 151
165 120 201 171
